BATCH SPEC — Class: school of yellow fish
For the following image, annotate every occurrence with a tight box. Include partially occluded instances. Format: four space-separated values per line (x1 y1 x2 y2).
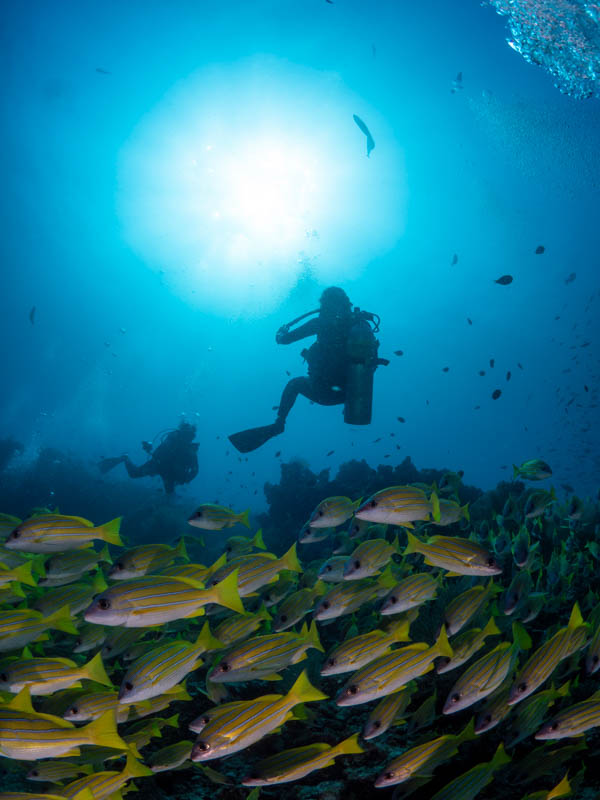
0 462 599 800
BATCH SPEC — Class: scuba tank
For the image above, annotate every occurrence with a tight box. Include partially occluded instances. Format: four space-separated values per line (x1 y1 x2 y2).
344 308 385 425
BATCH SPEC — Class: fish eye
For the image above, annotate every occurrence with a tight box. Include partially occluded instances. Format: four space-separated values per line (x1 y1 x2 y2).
321 601 330 610
518 682 527 693
98 597 111 610
196 510 203 517
369 500 377 508
441 657 451 666
116 562 124 570
318 510 324 517
279 614 287 623
593 655 599 664
327 658 336 667
347 685 358 695
550 721 560 731
388 595 397 605
124 681 133 692
325 565 332 571
372 720 381 729
0 673 7 682
226 546 232 553
195 741 210 752
353 560 360 570
219 662 230 672
10 529 20 539
30 770 38 777
384 772 394 781
70 706 78 714
450 692 461 704
483 713 492 724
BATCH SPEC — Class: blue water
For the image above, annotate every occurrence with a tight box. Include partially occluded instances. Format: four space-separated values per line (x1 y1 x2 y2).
1 0 599 512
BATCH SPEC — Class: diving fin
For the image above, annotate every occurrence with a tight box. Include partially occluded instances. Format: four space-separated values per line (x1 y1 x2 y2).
228 422 284 453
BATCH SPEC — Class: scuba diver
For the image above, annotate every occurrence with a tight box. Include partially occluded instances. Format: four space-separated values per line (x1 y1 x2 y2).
98 420 199 495
229 287 388 453
0 437 24 473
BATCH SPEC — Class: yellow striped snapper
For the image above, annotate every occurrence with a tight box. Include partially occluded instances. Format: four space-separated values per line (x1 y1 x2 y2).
260 573 298 607
362 684 415 740
298 521 332 544
336 627 452 706
0 560 36 588
0 687 127 759
40 546 111 587
506 682 570 747
0 606 77 652
347 517 373 540
33 572 107 617
119 624 220 702
513 459 552 481
321 617 411 676
4 514 122 553
84 571 243 627
0 584 26 606
214 604 271 646
379 571 438 615
432 498 470 526
148 740 193 772
59 753 153 800
442 625 528 714
190 670 327 761
313 573 393 621
374 719 475 787
208 621 323 683
317 556 349 582
62 690 136 723
473 683 513 734
428 743 510 800
308 496 360 528
0 651 111 696
26 761 93 783
225 528 265 557
501 570 534 615
187 504 250 530
109 538 188 580
207 543 301 597
521 773 572 800
536 691 600 739
405 531 502 576
127 682 191 720
436 617 500 674
124 713 179 748
241 733 363 786
272 582 326 631
343 535 399 580
0 792 94 800
189 699 255 734
0 546 30 569
524 489 556 519
444 583 497 635
356 485 440 526
508 603 588 705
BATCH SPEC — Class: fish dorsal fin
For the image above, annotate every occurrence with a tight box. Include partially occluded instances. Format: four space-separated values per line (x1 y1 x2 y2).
568 602 584 630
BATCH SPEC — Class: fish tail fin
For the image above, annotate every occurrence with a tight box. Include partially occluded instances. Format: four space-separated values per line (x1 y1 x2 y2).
174 536 189 562
208 552 227 574
512 621 532 651
377 563 396 589
430 492 441 523
279 542 302 573
97 517 123 547
45 604 78 635
306 620 324 653
13 560 37 587
91 570 108 594
286 670 328 706
122 752 154 779
257 602 272 622
433 626 453 659
252 528 266 550
238 509 251 529
568 602 584 630
387 617 412 643
512 465 520 480
195 621 223 653
98 544 113 565
482 617 501 638
461 503 470 521
165 713 179 728
83 710 128 751
82 652 113 687
211 569 244 614
457 717 476 745
403 531 422 556
331 732 364 756
490 742 511 770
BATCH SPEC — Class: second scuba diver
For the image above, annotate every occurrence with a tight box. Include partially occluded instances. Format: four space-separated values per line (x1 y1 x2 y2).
229 287 388 453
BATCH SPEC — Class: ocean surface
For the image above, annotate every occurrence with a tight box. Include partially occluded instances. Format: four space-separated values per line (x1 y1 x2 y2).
1 1 599 799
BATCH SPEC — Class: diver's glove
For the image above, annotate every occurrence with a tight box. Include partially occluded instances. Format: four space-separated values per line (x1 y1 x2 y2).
276 324 290 343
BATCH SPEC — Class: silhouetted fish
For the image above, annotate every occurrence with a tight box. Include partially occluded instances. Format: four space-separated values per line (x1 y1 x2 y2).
353 114 375 157
565 272 576 284
451 254 458 266
492 389 502 400
394 350 404 356
29 306 36 325
535 245 545 254
494 275 513 285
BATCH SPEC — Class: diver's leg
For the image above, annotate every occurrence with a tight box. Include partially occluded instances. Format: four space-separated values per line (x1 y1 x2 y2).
276 377 311 425
298 379 346 407
162 476 175 495
123 458 158 480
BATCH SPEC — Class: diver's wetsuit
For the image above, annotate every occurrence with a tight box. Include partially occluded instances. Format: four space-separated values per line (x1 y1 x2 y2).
122 432 199 494
276 313 352 423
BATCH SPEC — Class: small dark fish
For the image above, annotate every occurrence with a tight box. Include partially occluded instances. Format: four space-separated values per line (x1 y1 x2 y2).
397 417 406 423
29 306 36 325
564 272 576 284
490 359 495 368
584 385 589 392
467 318 472 325
271 406 278 411
474 405 480 410
442 367 449 372
275 451 281 457
326 0 334 4
479 371 486 376
451 254 458 266
286 371 291 376
456 71 463 82
353 114 375 157
96 67 111 74
394 350 404 356
327 450 335 456
517 362 523 369
373 438 381 443
506 371 511 382
494 275 513 285
492 389 502 400
535 245 545 254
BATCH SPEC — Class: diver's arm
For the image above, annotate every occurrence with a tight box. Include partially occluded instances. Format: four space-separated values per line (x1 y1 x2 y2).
276 317 319 345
